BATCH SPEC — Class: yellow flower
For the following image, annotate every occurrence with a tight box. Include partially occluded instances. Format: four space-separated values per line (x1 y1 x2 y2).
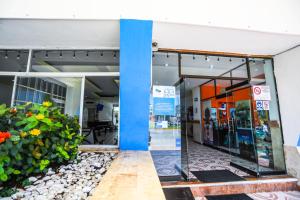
36 139 44 146
20 131 27 138
35 114 45 120
30 129 41 136
42 101 52 107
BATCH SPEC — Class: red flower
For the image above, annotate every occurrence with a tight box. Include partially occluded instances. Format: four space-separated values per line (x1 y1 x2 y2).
26 112 33 117
0 131 11 143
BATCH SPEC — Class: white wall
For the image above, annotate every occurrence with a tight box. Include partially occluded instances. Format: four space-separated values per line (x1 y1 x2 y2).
0 0 300 35
274 46 300 147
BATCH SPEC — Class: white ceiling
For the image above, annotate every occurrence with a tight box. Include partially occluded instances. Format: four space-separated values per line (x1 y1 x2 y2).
0 19 120 49
0 19 299 56
153 22 300 55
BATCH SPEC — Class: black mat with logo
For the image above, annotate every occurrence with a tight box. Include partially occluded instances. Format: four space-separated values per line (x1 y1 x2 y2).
205 193 253 200
163 187 195 200
191 170 245 183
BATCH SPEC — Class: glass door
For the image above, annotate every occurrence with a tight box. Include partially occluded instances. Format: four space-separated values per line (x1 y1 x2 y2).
179 78 190 180
226 84 259 176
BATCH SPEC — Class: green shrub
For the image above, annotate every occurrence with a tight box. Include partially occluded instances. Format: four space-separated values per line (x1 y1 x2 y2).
0 102 83 184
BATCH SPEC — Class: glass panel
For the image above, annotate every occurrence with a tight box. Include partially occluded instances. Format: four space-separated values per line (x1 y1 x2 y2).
226 87 259 175
250 59 286 174
31 50 119 72
181 55 244 76
14 77 82 118
216 79 231 95
180 78 190 179
82 76 119 145
0 76 14 106
0 50 28 72
150 52 183 181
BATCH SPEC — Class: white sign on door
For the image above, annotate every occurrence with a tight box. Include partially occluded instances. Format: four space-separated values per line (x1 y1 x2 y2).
252 86 271 101
153 85 176 98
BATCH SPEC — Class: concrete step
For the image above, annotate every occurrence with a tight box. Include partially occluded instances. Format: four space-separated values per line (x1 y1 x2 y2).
161 176 298 197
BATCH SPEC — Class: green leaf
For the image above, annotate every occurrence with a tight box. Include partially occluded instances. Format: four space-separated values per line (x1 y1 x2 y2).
23 121 39 131
12 170 21 175
10 135 20 142
15 119 28 127
0 166 4 174
40 118 51 125
0 173 8 181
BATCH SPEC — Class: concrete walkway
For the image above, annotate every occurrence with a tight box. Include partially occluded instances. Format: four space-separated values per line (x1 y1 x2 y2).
89 151 166 200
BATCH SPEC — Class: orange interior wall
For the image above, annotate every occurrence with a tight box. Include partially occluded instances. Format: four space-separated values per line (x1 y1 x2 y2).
200 84 252 123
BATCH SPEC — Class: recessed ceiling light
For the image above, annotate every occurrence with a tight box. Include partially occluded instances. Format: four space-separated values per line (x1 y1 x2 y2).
165 63 169 67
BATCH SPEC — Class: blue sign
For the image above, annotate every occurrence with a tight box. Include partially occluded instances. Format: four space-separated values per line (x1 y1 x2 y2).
256 100 263 111
153 97 175 116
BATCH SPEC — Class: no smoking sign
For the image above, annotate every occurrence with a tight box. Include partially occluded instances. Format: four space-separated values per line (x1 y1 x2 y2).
252 85 271 101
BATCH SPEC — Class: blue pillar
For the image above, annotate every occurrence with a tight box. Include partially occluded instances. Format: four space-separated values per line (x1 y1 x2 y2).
119 19 153 150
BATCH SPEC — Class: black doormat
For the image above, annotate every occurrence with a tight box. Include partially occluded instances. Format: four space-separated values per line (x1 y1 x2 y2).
191 170 245 183
206 193 253 200
159 175 183 182
163 187 195 200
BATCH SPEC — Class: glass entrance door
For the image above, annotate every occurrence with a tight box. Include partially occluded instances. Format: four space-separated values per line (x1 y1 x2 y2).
225 85 259 175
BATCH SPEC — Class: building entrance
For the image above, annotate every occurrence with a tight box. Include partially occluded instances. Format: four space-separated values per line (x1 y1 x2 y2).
150 51 286 182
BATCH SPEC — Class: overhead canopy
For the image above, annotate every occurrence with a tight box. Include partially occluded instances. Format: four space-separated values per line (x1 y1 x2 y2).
0 19 300 55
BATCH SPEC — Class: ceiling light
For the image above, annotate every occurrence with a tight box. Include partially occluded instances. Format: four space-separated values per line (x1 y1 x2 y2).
73 51 76 59
205 56 210 62
165 63 169 67
4 50 8 59
17 51 20 60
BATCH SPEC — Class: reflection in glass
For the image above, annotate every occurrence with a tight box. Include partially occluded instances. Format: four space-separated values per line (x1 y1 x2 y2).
81 76 119 145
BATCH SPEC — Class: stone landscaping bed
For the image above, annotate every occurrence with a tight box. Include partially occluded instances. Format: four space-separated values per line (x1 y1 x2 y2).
5 152 117 200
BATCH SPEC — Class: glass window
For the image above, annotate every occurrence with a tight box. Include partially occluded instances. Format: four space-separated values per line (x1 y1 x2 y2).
0 76 14 105
0 50 28 72
30 50 119 72
15 77 82 117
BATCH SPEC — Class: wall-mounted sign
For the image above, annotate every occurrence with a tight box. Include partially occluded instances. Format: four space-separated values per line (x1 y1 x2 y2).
256 100 270 111
252 85 271 101
153 85 175 98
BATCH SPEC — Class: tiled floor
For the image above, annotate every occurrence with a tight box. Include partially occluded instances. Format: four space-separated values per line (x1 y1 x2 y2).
151 139 249 178
195 191 300 200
